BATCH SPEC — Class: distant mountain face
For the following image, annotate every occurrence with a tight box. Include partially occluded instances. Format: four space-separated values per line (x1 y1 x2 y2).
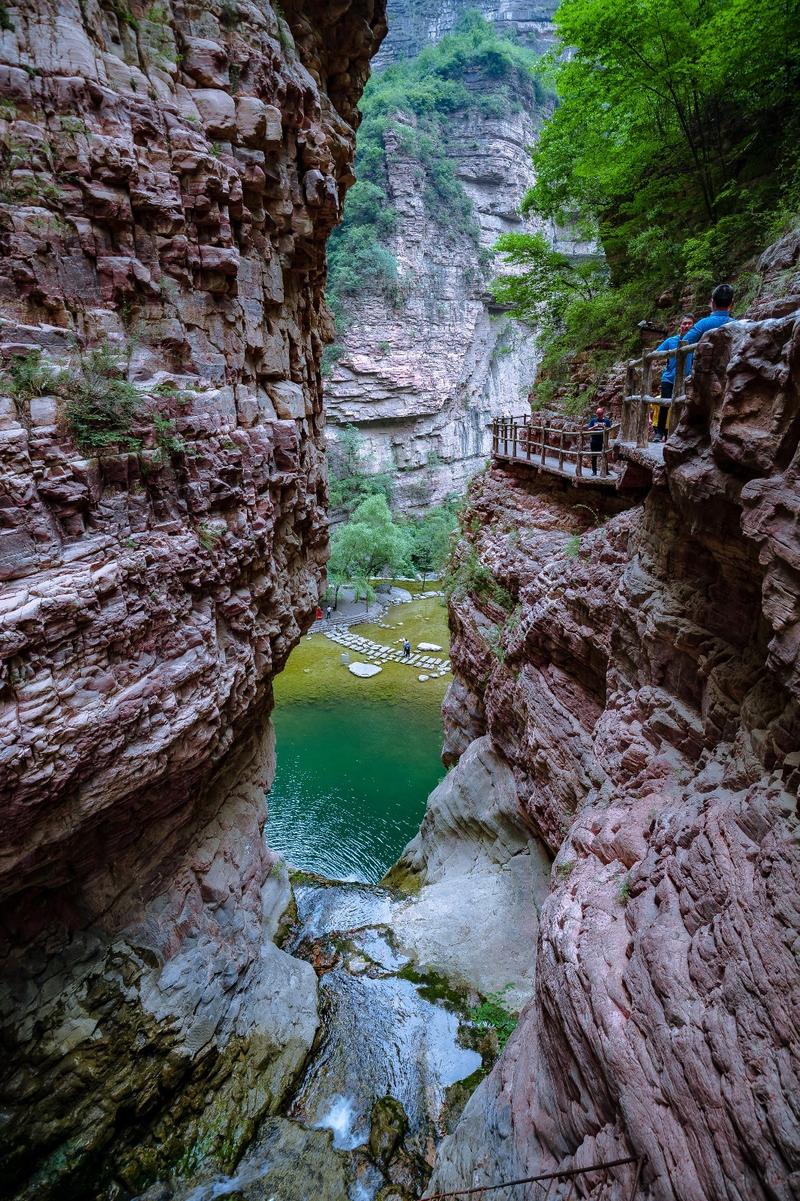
374 0 558 67
325 12 563 512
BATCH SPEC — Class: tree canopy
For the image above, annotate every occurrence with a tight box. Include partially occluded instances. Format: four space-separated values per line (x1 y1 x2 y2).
493 0 800 404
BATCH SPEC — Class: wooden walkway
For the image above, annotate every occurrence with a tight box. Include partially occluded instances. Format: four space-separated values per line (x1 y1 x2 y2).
492 416 621 486
491 417 665 490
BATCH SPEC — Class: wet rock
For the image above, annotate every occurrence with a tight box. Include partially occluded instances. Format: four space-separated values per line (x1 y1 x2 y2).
368 1096 409 1166
349 662 383 677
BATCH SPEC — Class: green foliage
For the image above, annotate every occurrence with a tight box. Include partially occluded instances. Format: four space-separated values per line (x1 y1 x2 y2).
618 875 632 905
2 349 59 401
198 522 222 550
443 544 515 613
507 0 800 398
0 3 14 31
61 345 142 453
328 423 394 513
564 534 582 558
406 504 458 582
469 987 518 1050
153 414 186 459
328 494 412 585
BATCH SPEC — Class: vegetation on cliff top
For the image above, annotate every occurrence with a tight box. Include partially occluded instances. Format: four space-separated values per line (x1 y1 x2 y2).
324 13 545 369
493 0 800 407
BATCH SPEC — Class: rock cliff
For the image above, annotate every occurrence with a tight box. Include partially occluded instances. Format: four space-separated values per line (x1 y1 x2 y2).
0 0 384 1197
374 0 556 67
423 269 800 1197
325 92 553 510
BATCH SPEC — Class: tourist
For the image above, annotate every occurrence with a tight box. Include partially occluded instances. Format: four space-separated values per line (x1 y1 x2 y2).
325 605 333 621
682 283 735 378
652 314 694 443
586 406 611 475
402 638 411 659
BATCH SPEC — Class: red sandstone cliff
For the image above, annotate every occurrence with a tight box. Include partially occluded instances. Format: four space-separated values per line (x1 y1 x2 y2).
0 2 384 1197
426 239 800 1199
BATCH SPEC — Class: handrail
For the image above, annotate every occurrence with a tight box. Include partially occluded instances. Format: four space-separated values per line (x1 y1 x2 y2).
491 415 619 480
622 340 694 447
426 1154 644 1200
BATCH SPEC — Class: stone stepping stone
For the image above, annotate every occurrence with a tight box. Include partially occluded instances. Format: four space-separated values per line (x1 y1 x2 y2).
349 662 382 678
418 674 430 681
417 642 443 651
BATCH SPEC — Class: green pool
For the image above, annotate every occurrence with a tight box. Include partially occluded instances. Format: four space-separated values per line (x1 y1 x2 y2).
266 593 450 883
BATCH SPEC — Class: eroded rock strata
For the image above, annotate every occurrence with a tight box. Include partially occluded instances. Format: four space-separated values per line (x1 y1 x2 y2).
0 1 385 1196
423 298 800 1198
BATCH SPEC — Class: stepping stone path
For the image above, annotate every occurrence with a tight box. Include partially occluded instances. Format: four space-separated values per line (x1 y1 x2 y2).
324 626 451 676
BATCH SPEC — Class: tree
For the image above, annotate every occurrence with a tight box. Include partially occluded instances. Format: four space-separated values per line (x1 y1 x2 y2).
491 232 607 326
409 509 456 589
327 495 412 605
328 424 394 515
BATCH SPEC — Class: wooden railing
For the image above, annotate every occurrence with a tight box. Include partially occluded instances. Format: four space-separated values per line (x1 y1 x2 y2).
621 340 693 447
492 416 620 480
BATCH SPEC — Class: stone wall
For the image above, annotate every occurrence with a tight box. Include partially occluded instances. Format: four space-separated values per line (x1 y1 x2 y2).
0 1 384 1196
424 279 800 1198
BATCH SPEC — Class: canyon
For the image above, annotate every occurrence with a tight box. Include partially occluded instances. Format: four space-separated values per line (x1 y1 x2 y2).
0 2 798 1201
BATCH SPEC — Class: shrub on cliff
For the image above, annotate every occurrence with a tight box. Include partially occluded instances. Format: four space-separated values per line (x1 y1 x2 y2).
326 13 547 334
62 345 142 453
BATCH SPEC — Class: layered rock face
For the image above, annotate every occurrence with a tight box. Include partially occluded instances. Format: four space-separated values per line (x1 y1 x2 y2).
326 96 560 511
374 0 556 67
426 295 800 1197
0 0 384 1196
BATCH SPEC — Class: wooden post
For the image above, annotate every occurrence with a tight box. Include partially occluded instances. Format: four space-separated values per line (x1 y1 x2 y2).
576 429 583 477
492 418 498 455
511 419 517 460
540 422 546 465
558 429 565 471
601 426 609 477
526 420 532 459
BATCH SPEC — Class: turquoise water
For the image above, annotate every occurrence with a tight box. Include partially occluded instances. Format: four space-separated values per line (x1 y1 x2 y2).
266 596 449 883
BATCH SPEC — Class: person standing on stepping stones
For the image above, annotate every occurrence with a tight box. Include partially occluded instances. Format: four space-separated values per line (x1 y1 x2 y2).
402 639 411 659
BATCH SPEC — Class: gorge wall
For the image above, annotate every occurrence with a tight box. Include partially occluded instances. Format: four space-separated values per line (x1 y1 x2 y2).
374 0 556 69
419 238 800 1198
324 7 565 512
0 1 384 1197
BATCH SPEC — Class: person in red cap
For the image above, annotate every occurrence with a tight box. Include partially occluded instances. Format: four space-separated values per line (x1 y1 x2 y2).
586 406 611 475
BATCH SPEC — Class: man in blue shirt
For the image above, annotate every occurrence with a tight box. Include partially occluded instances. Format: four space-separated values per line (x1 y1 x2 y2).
653 313 694 441
586 406 612 475
682 282 735 378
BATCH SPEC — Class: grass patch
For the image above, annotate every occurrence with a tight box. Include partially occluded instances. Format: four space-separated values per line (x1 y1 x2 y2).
469 986 517 1050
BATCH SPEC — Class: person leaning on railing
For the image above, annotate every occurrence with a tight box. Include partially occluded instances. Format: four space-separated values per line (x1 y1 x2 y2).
652 313 694 443
681 282 736 379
